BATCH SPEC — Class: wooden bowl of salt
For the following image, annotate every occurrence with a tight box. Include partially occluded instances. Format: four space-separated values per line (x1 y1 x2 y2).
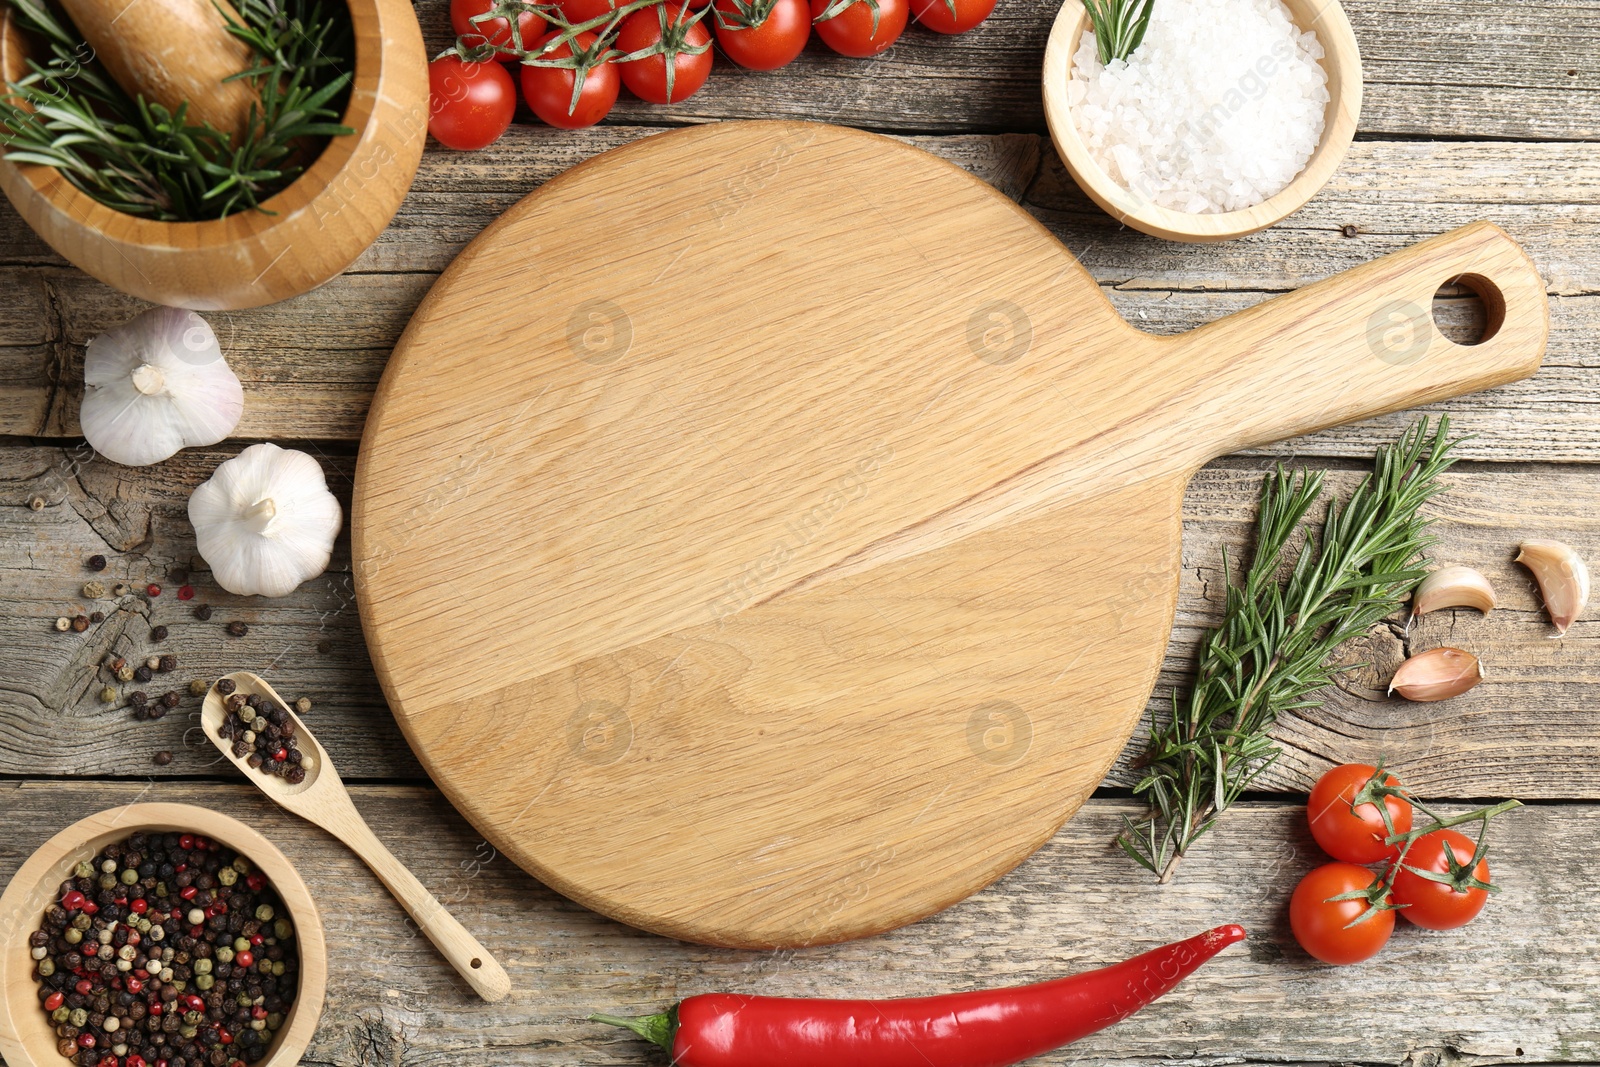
0 0 427 310
1041 0 1363 242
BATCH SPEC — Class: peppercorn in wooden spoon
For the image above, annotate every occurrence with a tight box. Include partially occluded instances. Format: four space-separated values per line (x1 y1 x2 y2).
200 670 511 1002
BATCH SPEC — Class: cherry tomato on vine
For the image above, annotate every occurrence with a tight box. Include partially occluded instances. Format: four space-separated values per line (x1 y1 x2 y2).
1391 829 1492 930
1290 862 1394 965
1307 763 1413 864
811 0 906 57
907 0 993 33
520 31 621 129
558 0 623 24
714 0 811 70
427 56 516 151
450 0 547 58
616 4 713 104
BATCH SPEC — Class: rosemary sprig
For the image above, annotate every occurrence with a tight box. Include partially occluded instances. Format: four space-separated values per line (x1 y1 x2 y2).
1082 0 1154 65
0 0 354 220
1117 418 1462 882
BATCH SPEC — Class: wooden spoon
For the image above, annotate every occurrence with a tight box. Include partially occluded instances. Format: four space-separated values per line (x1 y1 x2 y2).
200 671 511 1003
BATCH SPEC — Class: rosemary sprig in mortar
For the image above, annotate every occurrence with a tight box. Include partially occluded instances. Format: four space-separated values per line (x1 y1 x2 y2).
0 0 353 220
1082 0 1154 64
1117 418 1462 882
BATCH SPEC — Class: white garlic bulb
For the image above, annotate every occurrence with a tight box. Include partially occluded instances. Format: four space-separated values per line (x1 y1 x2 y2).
189 444 343 597
81 306 244 466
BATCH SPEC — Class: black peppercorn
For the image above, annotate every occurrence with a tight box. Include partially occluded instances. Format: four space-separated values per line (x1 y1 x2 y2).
284 766 306 785
133 707 150 722
134 665 152 683
193 604 213 621
161 692 181 709
169 567 189 585
129 691 148 708
214 678 235 696
86 555 106 571
153 751 172 766
71 615 89 633
158 654 177 673
150 625 169 641
89 611 104 624
225 621 248 637
1341 223 1359 238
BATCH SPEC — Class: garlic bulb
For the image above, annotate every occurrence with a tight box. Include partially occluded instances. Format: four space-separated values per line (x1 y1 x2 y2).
189 444 342 597
1516 539 1589 637
1389 647 1483 702
81 306 244 466
1412 566 1497 617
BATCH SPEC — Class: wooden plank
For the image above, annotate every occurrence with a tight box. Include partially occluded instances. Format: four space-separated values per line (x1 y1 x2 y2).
2 136 1597 458
2 444 1595 800
413 0 1600 138
0 780 1586 1063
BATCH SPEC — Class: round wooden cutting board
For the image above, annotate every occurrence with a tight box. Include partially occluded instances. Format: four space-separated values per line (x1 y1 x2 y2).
353 121 1546 948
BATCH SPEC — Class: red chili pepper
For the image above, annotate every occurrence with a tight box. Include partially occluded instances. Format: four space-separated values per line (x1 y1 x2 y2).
593 925 1244 1067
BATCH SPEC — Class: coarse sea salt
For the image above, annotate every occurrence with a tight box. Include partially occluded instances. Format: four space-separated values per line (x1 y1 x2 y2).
1068 0 1330 214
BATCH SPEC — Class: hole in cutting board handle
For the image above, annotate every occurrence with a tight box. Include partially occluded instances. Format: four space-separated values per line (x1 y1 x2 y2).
1431 273 1506 347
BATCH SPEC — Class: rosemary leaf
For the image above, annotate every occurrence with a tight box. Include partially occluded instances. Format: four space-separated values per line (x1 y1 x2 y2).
1082 0 1155 64
1116 418 1462 882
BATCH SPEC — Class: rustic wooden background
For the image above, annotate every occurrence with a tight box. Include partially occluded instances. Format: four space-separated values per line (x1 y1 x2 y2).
2 0 1597 1063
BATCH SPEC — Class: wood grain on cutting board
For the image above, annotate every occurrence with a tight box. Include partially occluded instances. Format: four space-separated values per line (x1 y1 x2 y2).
353 121 1546 948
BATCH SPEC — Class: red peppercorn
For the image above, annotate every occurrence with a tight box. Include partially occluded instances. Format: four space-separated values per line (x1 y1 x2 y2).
234 950 254 969
189 925 204 937
194 836 210 849
248 933 264 946
126 977 144 993
149 1002 162 1016
80 901 97 915
98 1056 116 1067
44 991 64 1011
246 874 265 892
77 1033 95 1048
170 908 184 921
273 747 288 762
218 1028 233 1045
179 885 198 900
130 898 148 914
251 1006 267 1020
183 994 206 1012
178 834 195 850
178 585 195 600
128 1056 147 1067
75 979 93 995
61 890 85 911
146 583 161 597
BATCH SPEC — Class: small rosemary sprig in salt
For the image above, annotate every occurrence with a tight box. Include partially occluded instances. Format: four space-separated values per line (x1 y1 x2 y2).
1082 0 1155 65
1117 418 1462 883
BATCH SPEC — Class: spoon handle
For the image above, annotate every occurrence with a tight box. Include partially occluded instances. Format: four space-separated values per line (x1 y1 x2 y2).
323 807 512 1002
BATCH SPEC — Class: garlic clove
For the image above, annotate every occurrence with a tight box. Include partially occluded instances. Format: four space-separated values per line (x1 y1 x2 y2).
189 443 342 597
81 306 244 467
1389 647 1483 702
1412 565 1498 617
1516 539 1590 637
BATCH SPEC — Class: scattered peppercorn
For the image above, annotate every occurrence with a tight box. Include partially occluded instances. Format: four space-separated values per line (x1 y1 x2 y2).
152 750 172 766
53 617 70 632
194 603 214 620
85 555 106 572
160 691 181 709
226 621 249 637
81 580 106 599
145 656 161 671
189 678 209 696
105 656 125 673
116 665 134 683
1342 223 1359 238
169 566 190 584
128 691 148 708
178 585 196 601
133 665 152 683
215 678 236 696
150 624 169 641
96 687 116 704
158 654 178 673
28 495 45 511
145 583 161 597
29 831 299 1067
88 611 104 624
294 698 312 715
70 615 89 633
111 583 131 597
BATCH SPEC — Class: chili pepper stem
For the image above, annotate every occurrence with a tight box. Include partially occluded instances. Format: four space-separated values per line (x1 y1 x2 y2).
589 1011 675 1051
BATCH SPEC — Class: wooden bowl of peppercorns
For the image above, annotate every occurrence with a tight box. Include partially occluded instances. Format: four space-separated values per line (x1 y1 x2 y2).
0 804 326 1067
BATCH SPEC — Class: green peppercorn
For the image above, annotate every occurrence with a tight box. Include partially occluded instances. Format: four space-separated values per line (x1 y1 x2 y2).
188 678 208 696
266 1011 283 1029
37 957 54 976
270 960 285 977
194 974 214 991
253 904 274 922
120 868 138 885
63 928 81 945
98 873 117 890
273 919 293 940
193 958 212 975
234 937 250 953
214 946 233 964
70 1008 88 1028
232 857 252 875
180 1024 199 1039
71 912 91 931
217 867 237 887
51 1006 69 1024
73 860 94 878
98 686 117 704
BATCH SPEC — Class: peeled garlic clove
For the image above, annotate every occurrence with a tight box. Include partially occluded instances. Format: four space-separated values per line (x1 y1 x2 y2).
1389 647 1483 702
1412 565 1497 617
189 443 342 597
81 307 244 466
1517 539 1589 637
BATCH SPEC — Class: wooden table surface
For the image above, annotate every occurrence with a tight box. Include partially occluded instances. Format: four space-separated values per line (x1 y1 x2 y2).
2 1 1597 1063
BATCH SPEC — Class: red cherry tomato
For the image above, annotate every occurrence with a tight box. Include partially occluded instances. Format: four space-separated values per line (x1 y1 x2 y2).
714 0 810 70
907 0 993 32
616 4 713 104
1391 828 1492 930
450 0 547 57
1307 763 1413 864
558 0 622 23
427 56 516 150
1290 862 1394 965
811 0 906 57
520 31 620 129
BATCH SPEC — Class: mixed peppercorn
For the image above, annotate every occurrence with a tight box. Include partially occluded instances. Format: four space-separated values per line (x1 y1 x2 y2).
30 831 299 1067
214 681 308 786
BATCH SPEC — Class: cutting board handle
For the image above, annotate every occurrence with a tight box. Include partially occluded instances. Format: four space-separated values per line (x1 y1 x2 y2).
1166 221 1548 462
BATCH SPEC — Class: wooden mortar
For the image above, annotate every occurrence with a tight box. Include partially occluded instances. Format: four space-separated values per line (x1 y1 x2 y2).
55 0 259 139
